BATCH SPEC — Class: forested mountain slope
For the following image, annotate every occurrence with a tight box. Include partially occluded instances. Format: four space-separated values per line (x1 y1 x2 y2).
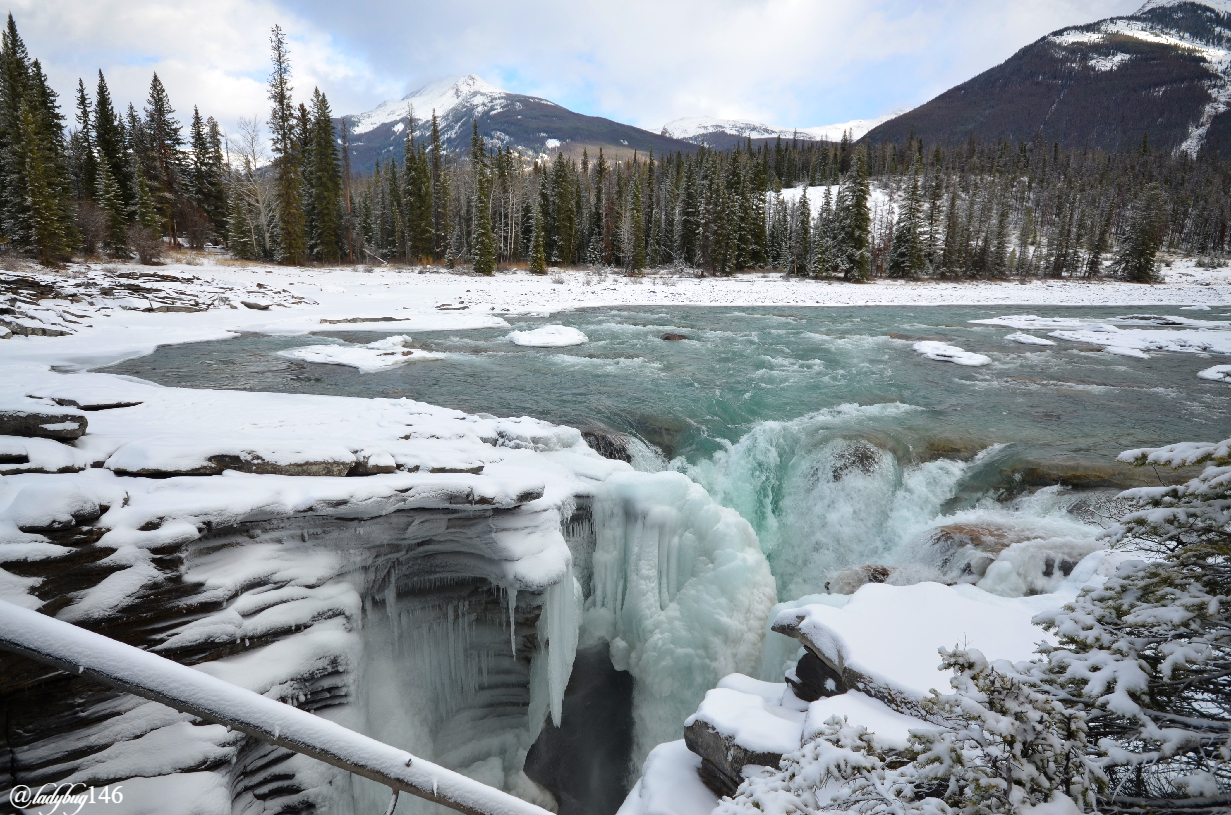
867 1 1231 156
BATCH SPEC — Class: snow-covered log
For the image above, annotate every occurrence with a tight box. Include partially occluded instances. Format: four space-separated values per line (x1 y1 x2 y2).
0 599 552 815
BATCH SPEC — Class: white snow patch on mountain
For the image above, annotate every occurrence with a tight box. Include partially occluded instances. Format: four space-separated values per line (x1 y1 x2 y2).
661 110 908 144
349 75 555 137
1137 0 1231 14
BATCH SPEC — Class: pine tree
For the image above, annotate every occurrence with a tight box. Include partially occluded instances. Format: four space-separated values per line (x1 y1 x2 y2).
305 88 342 262
470 120 495 275
143 73 184 246
429 111 449 260
1117 182 1167 282
69 78 96 200
835 146 871 281
96 156 126 256
267 25 305 265
888 157 924 278
93 71 127 209
529 201 547 274
791 188 811 276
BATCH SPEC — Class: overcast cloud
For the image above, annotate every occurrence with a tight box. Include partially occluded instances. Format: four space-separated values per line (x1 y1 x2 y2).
14 0 1143 135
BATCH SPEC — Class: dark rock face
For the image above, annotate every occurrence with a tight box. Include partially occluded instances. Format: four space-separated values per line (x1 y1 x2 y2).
684 719 785 798
524 645 636 815
109 452 355 478
0 409 87 440
786 651 847 703
661 333 690 341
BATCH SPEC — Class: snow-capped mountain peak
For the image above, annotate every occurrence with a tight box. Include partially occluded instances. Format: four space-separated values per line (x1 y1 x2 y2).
349 74 533 137
660 111 908 146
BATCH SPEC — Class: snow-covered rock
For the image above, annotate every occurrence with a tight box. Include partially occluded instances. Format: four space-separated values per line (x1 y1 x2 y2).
507 325 588 347
912 341 992 366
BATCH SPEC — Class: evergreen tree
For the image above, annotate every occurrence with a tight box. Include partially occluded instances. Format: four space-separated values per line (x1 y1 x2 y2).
1117 182 1167 282
69 78 96 200
470 120 495 275
305 88 342 262
267 25 305 265
791 188 811 276
835 146 871 281
529 201 547 274
429 112 449 259
96 155 126 255
143 73 184 246
92 71 127 209
888 157 925 278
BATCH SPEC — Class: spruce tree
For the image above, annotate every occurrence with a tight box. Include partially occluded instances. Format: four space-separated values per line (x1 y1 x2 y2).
96 156 126 256
429 112 449 259
1117 182 1167 282
305 88 342 262
470 120 495 275
835 146 871 281
69 78 96 200
267 25 305 265
529 202 547 274
93 71 128 209
792 188 811 276
143 73 184 246
888 157 924 278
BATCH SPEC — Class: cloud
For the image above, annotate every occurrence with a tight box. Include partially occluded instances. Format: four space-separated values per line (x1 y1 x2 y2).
16 0 1142 136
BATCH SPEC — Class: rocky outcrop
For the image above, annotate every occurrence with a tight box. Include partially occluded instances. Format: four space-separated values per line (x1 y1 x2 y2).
661 333 689 341
0 408 87 440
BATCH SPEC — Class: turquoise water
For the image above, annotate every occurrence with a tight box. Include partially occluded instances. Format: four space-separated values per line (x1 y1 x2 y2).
106 306 1231 596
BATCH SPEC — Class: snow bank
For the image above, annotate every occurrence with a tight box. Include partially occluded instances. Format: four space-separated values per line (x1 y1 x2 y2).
507 325 588 347
616 740 717 815
912 341 991 366
278 336 445 372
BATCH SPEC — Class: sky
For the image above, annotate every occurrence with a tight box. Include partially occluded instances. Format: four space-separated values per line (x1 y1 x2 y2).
14 0 1146 137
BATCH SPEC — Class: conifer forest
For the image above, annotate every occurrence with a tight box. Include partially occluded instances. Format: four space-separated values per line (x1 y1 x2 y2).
0 13 1223 285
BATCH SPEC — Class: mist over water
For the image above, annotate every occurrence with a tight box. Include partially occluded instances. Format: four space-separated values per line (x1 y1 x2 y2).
107 304 1231 597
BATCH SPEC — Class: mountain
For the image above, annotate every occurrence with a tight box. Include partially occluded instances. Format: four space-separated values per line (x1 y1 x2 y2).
340 75 697 173
866 0 1231 156
661 111 904 149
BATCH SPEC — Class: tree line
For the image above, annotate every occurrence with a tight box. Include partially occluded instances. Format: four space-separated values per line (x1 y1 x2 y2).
2 12 1227 283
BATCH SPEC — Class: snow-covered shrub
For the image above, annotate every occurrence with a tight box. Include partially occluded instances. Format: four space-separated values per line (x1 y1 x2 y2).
1037 438 1231 809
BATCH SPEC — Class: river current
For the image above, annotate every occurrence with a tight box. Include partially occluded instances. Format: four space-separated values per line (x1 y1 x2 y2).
106 304 1231 599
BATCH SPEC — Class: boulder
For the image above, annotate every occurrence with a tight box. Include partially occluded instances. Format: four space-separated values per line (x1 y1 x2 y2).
0 408 87 440
683 677 806 798
580 424 634 463
830 439 883 480
661 333 690 341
